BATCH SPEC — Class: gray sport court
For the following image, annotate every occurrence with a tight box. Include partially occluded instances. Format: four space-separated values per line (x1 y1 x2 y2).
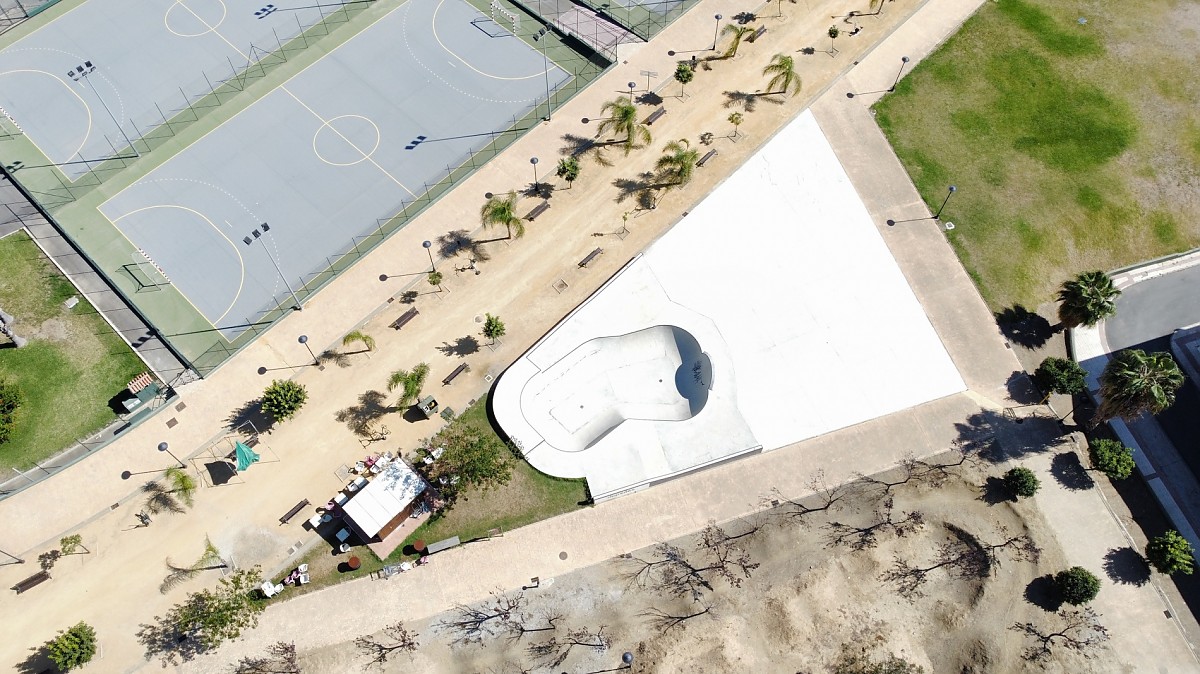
99 0 570 339
0 0 333 178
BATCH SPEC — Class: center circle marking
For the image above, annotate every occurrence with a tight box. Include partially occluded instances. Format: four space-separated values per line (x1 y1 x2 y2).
165 0 228 38
312 115 382 167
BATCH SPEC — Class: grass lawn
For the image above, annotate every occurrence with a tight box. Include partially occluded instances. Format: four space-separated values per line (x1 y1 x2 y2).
0 231 145 472
874 0 1200 311
285 395 588 595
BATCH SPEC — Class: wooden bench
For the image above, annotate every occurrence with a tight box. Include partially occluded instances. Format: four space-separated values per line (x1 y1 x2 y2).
526 200 551 221
390 307 419 330
442 363 470 386
279 498 310 526
697 149 718 167
579 247 604 268
747 25 768 43
644 106 667 125
12 570 51 594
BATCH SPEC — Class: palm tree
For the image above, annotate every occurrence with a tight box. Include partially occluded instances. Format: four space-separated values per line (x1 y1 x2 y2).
142 466 197 515
721 24 754 59
1095 349 1184 426
160 537 227 593
341 330 375 353
1057 270 1120 329
480 191 524 239
762 54 802 97
388 363 430 407
596 98 651 155
655 139 700 188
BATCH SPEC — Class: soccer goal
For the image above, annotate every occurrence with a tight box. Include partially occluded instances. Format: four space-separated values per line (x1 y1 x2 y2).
122 249 171 293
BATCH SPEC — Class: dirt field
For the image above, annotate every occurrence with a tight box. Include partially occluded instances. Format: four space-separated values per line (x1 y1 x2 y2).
288 452 1122 673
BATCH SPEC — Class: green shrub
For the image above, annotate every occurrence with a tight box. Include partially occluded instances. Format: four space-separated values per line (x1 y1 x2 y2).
1033 357 1087 398
260 380 307 422
1146 530 1195 575
1088 439 1135 480
0 379 24 445
47 621 97 671
1054 566 1100 605
1003 466 1040 499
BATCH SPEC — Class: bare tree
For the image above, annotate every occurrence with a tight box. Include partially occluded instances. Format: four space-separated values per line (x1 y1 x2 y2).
504 609 564 643
622 522 759 602
232 641 299 674
640 604 714 633
880 524 1040 597
526 626 610 668
435 591 525 644
762 469 854 526
354 622 419 668
825 496 925 550
1011 608 1110 661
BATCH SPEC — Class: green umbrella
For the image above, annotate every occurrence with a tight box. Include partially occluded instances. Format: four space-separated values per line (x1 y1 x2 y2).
234 441 260 472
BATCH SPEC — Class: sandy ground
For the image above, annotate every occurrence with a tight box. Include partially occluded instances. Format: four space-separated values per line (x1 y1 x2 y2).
293 454 1124 673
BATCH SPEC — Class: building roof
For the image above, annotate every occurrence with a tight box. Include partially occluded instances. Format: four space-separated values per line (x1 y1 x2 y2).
341 461 427 538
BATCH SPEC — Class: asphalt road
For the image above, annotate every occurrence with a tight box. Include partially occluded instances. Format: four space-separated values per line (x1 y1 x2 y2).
1105 264 1200 352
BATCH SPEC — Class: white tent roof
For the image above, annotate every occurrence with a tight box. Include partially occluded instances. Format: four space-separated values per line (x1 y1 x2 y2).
342 461 427 538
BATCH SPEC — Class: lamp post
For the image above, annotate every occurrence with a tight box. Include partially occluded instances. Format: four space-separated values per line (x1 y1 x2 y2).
933 185 957 219
76 63 139 158
422 240 436 272
889 56 910 92
243 223 302 311
530 157 539 192
534 27 552 121
712 14 723 50
298 335 318 366
158 441 184 469
627 81 636 103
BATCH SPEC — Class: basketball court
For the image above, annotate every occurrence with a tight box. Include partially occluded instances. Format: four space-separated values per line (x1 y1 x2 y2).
55 0 571 338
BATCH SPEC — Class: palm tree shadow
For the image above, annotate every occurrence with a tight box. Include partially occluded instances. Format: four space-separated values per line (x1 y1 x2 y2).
1103 546 1151 586
995 304 1056 349
437 336 480 358
560 133 614 166
318 349 351 369
723 90 760 112
334 390 393 437
437 229 491 262
1050 451 1095 491
613 173 658 209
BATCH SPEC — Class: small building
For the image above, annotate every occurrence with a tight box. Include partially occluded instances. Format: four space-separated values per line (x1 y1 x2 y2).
341 461 427 542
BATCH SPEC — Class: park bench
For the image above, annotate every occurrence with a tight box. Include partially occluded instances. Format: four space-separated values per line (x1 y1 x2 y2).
579 247 604 268
390 307 419 330
12 570 51 594
442 363 470 386
747 25 768 42
644 106 667 125
426 536 461 554
526 200 551 221
279 498 310 526
697 149 718 168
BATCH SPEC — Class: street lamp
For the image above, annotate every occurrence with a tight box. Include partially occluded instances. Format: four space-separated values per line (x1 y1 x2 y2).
73 62 140 158
298 335 318 366
422 240 436 272
530 157 539 192
534 27 553 121
712 14 723 50
627 81 636 103
158 441 184 469
889 56 910 92
243 223 302 311
933 185 957 219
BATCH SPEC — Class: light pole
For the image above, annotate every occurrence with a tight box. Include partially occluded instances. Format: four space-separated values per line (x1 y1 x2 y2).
534 27 553 121
422 240 436 272
158 442 184 469
627 81 636 103
933 185 957 219
530 157 539 192
889 56 910 92
243 223 302 311
712 14 723 50
75 63 140 158
298 335 318 366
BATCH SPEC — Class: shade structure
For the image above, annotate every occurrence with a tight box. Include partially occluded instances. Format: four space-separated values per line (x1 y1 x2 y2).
342 461 427 540
235 441 260 472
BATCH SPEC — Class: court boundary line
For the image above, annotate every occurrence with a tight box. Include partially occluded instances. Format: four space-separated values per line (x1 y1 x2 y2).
432 0 549 81
0 66 92 165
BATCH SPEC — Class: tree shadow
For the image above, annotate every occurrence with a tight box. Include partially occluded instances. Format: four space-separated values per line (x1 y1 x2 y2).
995 304 1056 349
226 398 275 434
613 174 659 210
334 390 392 437
524 181 555 200
636 91 664 106
437 336 480 358
14 644 55 674
560 133 614 166
1050 451 1095 491
398 290 419 304
979 476 1012 505
137 617 204 666
318 349 351 369
732 10 757 23
1024 574 1063 612
437 230 491 263
798 46 817 55
1005 370 1042 405
723 90 761 112
954 408 1066 463
1104 546 1151 586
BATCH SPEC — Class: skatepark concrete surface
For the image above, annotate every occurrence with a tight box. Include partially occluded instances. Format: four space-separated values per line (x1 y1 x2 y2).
494 111 965 500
